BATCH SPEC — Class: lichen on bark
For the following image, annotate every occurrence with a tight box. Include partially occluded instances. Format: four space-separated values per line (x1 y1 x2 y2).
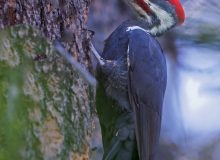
0 25 95 160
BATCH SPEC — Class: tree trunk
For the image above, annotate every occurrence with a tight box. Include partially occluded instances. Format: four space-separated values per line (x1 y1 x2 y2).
0 0 92 67
0 1 95 160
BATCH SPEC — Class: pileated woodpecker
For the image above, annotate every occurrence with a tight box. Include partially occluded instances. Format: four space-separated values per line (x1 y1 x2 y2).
92 0 185 159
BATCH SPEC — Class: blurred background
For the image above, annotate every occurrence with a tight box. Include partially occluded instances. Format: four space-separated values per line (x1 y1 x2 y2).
88 0 220 159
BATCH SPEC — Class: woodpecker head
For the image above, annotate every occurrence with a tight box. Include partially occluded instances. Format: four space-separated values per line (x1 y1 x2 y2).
126 0 185 36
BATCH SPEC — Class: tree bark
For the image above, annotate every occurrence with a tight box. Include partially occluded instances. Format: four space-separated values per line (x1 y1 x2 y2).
0 1 95 160
0 0 92 67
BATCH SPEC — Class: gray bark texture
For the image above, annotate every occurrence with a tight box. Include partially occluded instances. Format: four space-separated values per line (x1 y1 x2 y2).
0 0 92 68
0 0 96 160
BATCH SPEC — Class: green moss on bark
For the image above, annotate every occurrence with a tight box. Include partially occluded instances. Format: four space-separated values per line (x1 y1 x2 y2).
0 25 94 160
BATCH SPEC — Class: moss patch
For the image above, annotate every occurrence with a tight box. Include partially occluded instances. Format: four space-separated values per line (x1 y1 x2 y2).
0 25 94 160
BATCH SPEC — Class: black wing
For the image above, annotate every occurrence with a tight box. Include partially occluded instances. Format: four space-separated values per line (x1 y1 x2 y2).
127 29 167 160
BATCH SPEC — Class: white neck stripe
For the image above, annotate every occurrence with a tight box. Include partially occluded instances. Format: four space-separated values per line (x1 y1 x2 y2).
126 26 150 35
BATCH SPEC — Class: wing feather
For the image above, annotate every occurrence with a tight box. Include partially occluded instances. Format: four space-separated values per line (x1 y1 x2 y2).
127 30 166 160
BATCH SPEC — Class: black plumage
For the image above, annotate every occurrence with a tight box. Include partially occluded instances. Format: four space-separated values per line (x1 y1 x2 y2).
96 20 167 160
